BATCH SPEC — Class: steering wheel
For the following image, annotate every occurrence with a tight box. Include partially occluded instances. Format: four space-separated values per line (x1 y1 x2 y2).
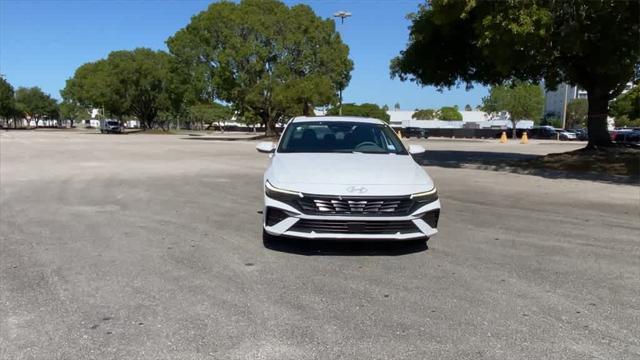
354 142 380 150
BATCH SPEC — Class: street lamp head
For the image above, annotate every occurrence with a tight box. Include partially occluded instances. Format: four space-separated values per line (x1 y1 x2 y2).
333 11 352 23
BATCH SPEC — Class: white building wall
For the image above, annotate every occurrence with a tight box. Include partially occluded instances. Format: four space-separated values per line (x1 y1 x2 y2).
387 110 533 129
543 83 578 120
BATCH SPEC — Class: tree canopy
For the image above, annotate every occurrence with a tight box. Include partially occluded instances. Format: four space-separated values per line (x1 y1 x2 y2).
62 48 176 128
0 77 15 121
438 106 463 121
482 81 544 138
412 109 436 120
391 0 640 147
326 103 390 122
610 85 640 127
412 107 463 120
167 0 353 135
14 87 59 125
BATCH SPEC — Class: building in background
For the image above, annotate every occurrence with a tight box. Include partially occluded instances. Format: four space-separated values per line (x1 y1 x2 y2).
387 110 533 130
543 82 634 122
543 83 587 121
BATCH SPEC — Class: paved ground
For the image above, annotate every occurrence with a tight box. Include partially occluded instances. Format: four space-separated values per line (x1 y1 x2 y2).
1 131 638 360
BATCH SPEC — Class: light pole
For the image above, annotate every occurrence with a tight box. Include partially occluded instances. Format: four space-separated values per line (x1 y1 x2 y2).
333 10 351 24
333 11 351 116
562 83 569 129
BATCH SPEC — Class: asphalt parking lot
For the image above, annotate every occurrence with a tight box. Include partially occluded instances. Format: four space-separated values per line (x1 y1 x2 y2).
1 131 639 359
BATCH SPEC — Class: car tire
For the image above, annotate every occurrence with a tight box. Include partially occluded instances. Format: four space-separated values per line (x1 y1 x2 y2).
262 229 278 247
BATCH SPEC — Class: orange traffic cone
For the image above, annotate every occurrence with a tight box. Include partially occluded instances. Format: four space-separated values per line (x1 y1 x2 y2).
499 131 507 143
520 131 529 144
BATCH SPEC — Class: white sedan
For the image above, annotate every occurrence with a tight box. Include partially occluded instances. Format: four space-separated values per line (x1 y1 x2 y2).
256 116 441 244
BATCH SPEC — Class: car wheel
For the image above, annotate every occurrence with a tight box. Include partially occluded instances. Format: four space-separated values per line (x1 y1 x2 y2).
262 229 278 247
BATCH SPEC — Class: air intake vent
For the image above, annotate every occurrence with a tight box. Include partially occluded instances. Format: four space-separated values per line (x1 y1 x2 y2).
290 219 419 234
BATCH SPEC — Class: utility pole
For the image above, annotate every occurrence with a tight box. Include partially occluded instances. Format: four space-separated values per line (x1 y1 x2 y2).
562 84 569 129
333 11 351 116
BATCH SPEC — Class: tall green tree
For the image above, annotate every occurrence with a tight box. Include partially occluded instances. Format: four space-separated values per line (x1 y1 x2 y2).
0 77 15 127
62 48 177 129
566 99 588 129
482 82 544 138
167 0 353 136
391 0 640 148
14 87 58 127
326 103 390 122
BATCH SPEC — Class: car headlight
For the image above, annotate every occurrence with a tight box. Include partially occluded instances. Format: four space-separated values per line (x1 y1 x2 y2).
265 181 303 203
410 187 438 204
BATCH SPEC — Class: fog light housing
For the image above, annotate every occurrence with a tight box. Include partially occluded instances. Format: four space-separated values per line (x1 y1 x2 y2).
265 207 290 226
421 209 440 228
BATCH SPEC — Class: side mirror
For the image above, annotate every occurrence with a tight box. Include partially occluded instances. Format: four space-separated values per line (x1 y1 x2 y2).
408 144 426 155
256 142 276 153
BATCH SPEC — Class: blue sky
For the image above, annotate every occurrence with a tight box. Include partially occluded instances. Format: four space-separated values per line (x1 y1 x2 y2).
0 0 488 110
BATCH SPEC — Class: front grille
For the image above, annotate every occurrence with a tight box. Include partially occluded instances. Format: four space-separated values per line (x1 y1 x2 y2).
298 196 414 216
290 219 419 234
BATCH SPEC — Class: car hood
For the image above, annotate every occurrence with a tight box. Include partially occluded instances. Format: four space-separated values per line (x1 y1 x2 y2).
268 153 434 196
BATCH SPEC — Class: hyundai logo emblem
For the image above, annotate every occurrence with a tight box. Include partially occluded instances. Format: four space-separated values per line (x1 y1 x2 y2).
346 186 368 194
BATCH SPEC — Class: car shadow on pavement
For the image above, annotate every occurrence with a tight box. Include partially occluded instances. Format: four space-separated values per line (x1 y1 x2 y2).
264 238 428 256
415 150 638 185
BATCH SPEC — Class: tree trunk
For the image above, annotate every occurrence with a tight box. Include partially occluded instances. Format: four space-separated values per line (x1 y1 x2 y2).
586 89 613 148
258 111 278 137
265 119 277 136
302 101 311 116
511 120 517 139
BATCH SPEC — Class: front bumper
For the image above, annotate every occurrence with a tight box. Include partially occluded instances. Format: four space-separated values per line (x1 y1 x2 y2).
263 194 440 240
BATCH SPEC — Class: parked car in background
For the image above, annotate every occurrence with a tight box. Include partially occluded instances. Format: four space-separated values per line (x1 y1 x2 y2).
556 129 577 141
567 129 588 141
403 127 429 139
527 126 558 139
613 129 640 145
100 120 123 134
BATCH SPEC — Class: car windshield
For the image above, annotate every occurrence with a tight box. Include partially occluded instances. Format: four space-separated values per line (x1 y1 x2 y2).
278 121 407 154
106 121 119 126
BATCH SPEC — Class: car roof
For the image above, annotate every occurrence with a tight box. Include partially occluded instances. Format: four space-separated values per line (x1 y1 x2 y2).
290 116 386 125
